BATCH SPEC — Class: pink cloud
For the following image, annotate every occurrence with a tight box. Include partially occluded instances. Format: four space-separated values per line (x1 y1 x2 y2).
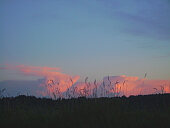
101 75 170 96
1 64 170 98
1 64 80 96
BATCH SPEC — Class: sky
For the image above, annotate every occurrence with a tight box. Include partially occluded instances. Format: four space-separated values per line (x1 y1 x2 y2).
0 0 170 84
0 65 169 97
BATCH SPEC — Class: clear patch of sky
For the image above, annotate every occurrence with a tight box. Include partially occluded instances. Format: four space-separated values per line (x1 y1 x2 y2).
0 0 170 81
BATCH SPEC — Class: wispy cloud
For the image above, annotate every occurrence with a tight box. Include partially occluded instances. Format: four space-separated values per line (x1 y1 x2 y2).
101 0 170 40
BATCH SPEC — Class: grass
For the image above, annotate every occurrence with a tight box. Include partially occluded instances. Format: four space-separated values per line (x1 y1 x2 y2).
0 94 170 128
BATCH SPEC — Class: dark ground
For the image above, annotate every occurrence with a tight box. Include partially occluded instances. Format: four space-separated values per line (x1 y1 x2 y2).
0 94 170 128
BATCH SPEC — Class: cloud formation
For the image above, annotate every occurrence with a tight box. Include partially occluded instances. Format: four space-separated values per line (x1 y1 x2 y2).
1 65 170 98
101 75 170 96
0 64 80 97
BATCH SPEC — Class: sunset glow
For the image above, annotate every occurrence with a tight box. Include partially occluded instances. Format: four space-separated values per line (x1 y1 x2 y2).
0 0 170 98
1 1 170 128
1 64 169 98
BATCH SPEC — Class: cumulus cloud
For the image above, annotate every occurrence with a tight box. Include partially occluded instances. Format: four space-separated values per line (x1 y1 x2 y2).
0 64 80 97
100 75 170 96
1 64 170 98
59 75 170 98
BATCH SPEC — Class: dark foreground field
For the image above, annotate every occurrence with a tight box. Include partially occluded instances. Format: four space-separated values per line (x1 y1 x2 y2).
0 94 170 128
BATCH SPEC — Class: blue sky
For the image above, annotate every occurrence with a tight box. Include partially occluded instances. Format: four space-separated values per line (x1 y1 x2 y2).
0 0 170 81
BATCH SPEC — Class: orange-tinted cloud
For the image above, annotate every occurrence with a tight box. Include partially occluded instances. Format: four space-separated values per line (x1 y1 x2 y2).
101 75 170 96
1 64 170 98
1 64 80 97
